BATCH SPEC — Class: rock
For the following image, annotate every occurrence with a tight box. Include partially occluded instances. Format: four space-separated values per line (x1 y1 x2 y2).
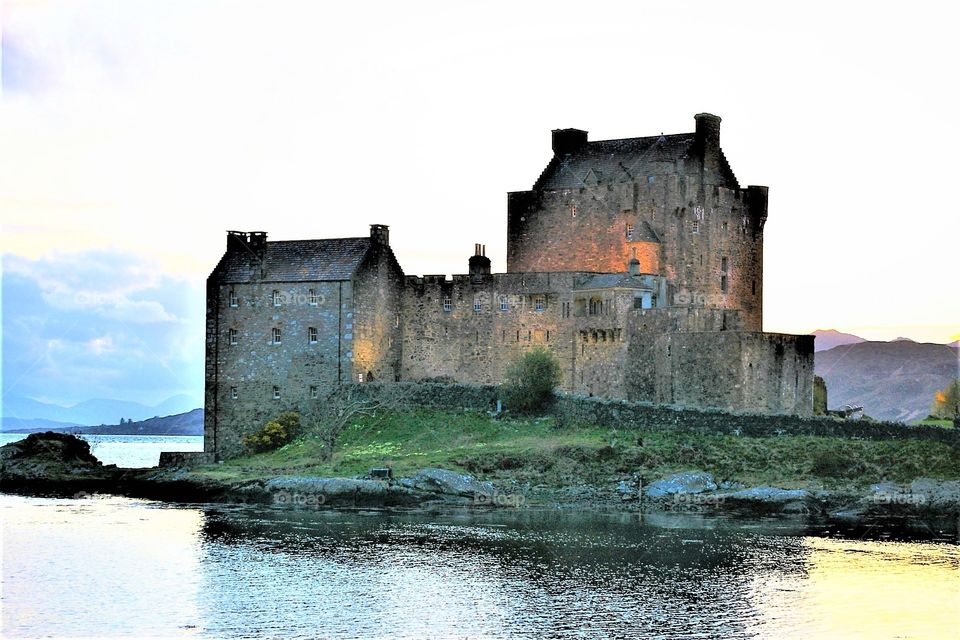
722 486 814 514
0 432 117 489
908 478 960 513
405 468 495 499
261 476 422 507
644 471 718 498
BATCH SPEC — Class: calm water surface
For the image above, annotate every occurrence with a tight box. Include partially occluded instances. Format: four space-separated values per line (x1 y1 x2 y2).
2 493 957 639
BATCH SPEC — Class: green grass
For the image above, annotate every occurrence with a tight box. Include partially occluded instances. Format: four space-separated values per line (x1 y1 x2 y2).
192 409 960 490
912 418 954 428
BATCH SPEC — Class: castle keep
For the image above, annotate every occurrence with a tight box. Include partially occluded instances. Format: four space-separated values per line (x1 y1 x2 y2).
205 114 814 457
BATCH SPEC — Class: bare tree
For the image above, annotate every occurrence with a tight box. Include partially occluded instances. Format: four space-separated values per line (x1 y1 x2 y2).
313 385 405 461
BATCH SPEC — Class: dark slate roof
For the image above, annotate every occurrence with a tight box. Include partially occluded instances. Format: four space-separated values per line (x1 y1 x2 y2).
576 273 661 291
214 238 372 283
633 220 660 243
533 132 738 190
535 133 694 190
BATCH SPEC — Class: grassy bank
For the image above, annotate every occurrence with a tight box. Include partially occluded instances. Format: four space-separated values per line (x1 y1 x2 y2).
192 410 960 491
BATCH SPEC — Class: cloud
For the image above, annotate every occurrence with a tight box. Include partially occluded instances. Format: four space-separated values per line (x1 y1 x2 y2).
1 250 204 406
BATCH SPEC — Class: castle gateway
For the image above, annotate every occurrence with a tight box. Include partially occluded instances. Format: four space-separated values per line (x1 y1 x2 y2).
205 114 814 456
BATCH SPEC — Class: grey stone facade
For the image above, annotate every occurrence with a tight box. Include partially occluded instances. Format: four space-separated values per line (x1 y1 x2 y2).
205 114 814 458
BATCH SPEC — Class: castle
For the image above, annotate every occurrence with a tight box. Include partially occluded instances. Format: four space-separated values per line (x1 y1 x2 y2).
204 113 814 457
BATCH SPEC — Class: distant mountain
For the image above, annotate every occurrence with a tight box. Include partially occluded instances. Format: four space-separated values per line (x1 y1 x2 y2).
1 394 200 427
4 409 203 436
810 329 866 352
0 417 82 433
815 341 959 422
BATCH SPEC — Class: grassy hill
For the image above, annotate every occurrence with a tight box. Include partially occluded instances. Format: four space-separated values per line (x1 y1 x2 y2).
194 409 960 491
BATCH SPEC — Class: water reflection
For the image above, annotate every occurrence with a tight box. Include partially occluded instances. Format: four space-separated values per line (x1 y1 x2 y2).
2 495 957 639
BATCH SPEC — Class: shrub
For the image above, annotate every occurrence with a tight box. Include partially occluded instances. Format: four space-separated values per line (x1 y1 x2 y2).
242 412 301 453
500 347 562 414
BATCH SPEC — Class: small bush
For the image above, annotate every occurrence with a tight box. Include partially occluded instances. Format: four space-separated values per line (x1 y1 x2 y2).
242 412 301 453
500 347 562 414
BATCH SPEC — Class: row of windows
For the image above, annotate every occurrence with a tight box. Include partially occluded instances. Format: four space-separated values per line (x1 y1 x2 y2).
229 385 320 400
228 327 319 345
228 289 322 308
447 296 546 313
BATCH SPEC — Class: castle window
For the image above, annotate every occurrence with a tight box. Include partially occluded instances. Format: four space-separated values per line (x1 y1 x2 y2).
229 290 239 307
272 327 281 344
722 221 728 231
752 279 756 295
273 386 281 400
500 296 509 312
647 176 655 184
308 289 319 306
229 328 238 345
358 373 364 383
534 296 545 312
310 385 318 399
721 275 728 293
721 256 729 272
443 297 452 312
626 224 634 241
474 298 482 312
230 386 238 399
589 297 603 316
571 204 577 218
308 327 318 344
692 220 700 234
272 290 282 307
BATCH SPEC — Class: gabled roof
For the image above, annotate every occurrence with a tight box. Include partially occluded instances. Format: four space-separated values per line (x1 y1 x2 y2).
633 220 661 243
213 237 373 283
533 132 738 190
576 273 661 291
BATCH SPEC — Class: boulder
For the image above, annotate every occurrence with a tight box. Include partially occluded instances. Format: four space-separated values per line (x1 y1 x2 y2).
403 468 495 499
644 471 718 498
722 486 813 514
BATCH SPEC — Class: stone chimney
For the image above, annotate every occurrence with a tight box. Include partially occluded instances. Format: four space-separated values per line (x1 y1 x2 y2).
370 224 390 246
469 243 491 282
694 113 721 156
552 128 588 155
627 258 641 276
226 230 267 259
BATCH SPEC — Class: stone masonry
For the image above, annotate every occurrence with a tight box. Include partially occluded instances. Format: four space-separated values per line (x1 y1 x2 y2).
205 114 814 458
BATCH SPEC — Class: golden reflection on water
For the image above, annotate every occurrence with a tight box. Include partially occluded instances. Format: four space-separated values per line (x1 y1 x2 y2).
750 536 960 639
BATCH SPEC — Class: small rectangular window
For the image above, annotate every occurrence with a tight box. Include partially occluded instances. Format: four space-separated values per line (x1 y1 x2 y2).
443 298 452 312
692 220 700 234
626 224 634 241
308 327 318 344
308 289 318 306
721 275 728 293
534 296 545 312
229 290 239 307
752 279 756 295
230 386 238 399
647 175 654 184
357 372 364 383
310 385 318 399
273 386 281 400
473 298 482 312
500 296 508 312
272 290 282 307
721 256 729 272
272 327 281 344
229 328 238 345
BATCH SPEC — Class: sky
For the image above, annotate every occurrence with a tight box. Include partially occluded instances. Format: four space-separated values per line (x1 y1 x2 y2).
1 0 958 408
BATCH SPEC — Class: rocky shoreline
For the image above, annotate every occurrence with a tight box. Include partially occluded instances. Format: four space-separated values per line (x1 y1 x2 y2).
3 433 959 532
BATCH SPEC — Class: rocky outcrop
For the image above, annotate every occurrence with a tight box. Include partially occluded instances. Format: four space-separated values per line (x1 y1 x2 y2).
400 468 495 500
644 471 718 498
0 432 118 491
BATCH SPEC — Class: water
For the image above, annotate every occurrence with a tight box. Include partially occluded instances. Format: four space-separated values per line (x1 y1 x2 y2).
0 433 204 468
2 494 957 639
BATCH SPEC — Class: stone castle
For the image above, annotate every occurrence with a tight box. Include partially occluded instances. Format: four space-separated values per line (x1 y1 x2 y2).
205 113 814 457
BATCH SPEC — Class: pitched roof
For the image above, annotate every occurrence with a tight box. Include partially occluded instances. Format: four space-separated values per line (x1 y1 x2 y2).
633 220 660 243
576 273 661 291
533 132 738 190
213 237 372 283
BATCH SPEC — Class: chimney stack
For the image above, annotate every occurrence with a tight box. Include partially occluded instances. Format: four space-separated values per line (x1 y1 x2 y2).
694 113 721 156
552 128 588 155
370 224 390 246
226 230 267 259
469 243 491 282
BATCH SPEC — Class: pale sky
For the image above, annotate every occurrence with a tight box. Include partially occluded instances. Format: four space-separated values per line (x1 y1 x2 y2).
1 0 958 405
